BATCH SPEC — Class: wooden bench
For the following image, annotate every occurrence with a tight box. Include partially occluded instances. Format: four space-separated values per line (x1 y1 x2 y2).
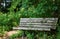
13 18 58 31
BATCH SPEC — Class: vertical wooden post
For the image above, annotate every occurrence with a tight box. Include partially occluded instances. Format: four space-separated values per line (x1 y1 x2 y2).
22 30 24 39
22 35 24 39
43 32 47 39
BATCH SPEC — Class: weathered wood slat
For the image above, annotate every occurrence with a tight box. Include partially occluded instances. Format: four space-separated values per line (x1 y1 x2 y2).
20 23 56 26
20 18 58 23
13 27 50 31
20 26 52 28
19 26 56 29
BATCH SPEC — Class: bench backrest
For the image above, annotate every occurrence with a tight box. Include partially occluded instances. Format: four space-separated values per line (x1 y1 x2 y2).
13 18 58 31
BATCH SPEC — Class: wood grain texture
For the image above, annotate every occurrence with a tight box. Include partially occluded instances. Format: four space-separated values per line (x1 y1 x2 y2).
13 18 58 31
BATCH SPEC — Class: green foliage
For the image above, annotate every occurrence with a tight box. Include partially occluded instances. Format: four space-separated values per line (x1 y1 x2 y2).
9 30 24 39
57 26 60 39
27 33 34 39
0 0 59 39
26 31 34 39
0 0 58 26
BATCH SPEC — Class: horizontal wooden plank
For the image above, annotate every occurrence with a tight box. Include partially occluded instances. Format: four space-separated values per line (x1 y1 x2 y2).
19 26 56 29
20 25 55 27
20 18 58 21
19 26 52 28
20 23 56 26
13 27 50 31
20 18 58 23
20 20 56 23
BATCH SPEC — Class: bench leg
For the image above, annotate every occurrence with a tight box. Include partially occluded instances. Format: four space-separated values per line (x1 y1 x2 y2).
22 35 24 39
22 31 25 39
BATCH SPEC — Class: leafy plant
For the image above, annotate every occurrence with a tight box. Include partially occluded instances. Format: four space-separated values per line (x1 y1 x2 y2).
26 32 34 39
9 30 24 39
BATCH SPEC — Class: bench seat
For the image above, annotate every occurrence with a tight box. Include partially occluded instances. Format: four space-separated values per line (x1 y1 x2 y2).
13 18 58 31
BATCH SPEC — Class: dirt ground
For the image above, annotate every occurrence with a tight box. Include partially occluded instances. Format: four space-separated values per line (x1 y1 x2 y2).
0 31 18 39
